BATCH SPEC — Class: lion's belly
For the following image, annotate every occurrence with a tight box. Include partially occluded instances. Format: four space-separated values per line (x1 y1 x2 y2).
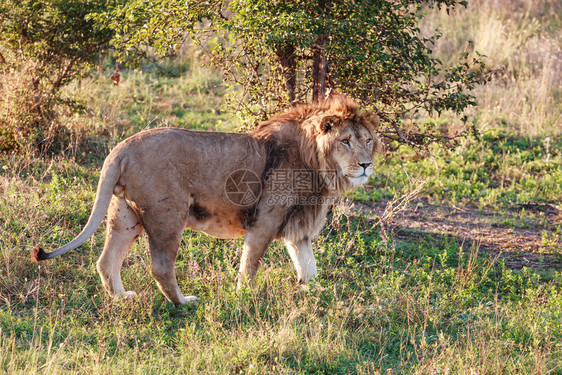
185 211 246 239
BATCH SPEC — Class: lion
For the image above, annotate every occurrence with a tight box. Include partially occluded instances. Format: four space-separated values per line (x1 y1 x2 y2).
31 94 383 305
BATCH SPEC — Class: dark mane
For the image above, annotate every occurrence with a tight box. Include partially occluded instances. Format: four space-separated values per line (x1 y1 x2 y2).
246 94 381 241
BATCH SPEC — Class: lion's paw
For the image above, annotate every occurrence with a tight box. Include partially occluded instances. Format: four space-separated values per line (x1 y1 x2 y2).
115 291 138 301
179 295 199 305
300 281 327 293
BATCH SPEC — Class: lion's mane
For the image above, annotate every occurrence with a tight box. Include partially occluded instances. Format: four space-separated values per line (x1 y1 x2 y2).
251 94 381 241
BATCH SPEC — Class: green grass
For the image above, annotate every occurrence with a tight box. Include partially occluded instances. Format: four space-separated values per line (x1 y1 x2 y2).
2 1 562 373
357 130 562 208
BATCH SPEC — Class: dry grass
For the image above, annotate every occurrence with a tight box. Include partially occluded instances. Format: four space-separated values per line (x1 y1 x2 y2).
421 0 562 136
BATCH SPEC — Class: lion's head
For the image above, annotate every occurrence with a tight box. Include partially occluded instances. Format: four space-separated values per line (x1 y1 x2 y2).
313 110 381 188
254 94 383 193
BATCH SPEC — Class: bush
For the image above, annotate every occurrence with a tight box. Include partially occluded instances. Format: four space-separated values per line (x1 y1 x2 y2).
0 0 117 153
0 61 61 153
98 0 489 150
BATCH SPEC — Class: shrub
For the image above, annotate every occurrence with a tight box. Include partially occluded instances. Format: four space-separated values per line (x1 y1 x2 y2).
0 0 117 153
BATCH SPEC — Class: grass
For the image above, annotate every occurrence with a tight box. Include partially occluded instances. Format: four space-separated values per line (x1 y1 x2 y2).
1 1 562 373
1 170 561 373
421 0 562 137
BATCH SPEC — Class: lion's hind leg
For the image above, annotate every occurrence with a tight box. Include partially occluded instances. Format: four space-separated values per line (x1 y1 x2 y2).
145 224 197 305
97 195 143 300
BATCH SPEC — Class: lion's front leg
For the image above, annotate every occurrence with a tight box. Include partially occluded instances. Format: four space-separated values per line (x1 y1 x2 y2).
237 231 273 288
284 237 318 285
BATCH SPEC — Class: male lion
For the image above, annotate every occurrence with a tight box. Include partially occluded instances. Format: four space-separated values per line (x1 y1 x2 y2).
31 95 382 304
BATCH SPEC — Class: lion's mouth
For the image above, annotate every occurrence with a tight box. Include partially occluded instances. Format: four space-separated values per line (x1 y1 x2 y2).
346 170 370 178
346 173 370 186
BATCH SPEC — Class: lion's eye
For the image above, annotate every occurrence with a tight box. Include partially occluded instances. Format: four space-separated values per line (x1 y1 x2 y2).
341 139 350 146
366 138 372 144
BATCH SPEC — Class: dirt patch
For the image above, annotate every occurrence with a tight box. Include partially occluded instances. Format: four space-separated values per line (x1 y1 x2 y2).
348 198 562 271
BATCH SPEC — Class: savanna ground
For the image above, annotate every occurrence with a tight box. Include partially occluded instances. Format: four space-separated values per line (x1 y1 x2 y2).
1 1 561 373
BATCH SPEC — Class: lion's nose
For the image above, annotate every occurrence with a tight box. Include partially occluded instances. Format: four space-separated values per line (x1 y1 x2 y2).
358 162 371 169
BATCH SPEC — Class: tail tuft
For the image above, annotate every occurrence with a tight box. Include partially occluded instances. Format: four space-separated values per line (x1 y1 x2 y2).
31 245 48 262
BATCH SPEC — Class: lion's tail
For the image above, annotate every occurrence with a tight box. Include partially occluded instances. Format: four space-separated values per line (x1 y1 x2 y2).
31 155 122 262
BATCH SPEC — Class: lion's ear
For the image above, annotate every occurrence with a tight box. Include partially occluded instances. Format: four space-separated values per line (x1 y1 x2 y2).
320 116 340 133
363 113 380 132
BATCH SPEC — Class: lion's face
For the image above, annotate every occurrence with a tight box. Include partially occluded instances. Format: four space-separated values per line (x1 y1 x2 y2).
332 122 375 186
315 116 381 188
330 121 376 186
